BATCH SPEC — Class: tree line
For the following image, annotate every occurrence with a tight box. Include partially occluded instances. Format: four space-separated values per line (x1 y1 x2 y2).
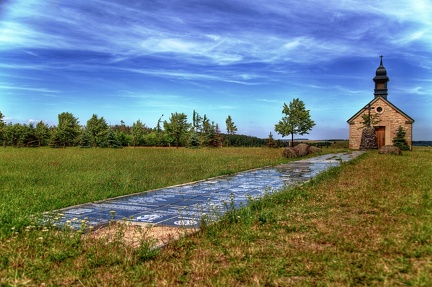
0 110 271 148
0 98 316 148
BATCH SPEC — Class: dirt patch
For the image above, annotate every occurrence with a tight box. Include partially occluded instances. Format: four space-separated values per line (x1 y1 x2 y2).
85 222 197 248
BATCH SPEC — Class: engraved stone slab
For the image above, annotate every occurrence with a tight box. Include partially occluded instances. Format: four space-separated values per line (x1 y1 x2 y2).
50 152 364 230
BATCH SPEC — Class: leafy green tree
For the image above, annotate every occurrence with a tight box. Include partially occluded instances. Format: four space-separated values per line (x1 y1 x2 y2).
360 113 380 128
21 123 38 147
131 119 146 147
51 112 80 147
4 123 23 147
2 123 13 147
164 112 191 147
116 131 131 147
275 98 316 147
35 121 50 146
86 114 109 147
393 126 410 151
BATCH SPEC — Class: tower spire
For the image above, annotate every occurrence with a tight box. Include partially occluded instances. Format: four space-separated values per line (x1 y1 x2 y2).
373 55 389 99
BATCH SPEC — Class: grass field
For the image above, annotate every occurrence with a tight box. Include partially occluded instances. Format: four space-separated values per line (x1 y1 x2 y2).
0 147 297 236
1 146 431 286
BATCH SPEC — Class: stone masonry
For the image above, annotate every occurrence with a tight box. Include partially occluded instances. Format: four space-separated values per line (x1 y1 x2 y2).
348 97 413 149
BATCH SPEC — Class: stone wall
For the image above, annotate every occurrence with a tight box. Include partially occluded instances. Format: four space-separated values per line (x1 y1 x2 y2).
349 98 413 149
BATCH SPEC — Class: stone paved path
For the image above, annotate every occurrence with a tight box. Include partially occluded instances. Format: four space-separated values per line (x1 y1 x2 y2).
52 152 363 230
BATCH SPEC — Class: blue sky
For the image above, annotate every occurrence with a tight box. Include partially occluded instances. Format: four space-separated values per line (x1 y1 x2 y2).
1 0 431 140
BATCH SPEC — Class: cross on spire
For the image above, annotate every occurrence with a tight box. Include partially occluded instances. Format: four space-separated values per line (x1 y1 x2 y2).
380 55 383 65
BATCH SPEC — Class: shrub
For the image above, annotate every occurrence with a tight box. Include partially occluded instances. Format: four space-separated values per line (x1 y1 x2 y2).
393 126 410 151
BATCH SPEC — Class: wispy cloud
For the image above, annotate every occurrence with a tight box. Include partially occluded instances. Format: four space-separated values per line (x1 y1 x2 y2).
0 84 60 93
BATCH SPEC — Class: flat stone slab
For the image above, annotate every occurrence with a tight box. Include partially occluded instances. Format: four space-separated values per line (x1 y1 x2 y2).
50 151 363 230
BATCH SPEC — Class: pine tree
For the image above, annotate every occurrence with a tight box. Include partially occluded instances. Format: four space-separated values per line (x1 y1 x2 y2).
99 129 121 148
266 132 277 148
79 129 92 148
393 126 410 151
188 130 201 148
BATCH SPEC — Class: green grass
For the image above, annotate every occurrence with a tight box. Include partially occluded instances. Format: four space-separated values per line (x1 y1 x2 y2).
2 145 431 286
0 147 295 235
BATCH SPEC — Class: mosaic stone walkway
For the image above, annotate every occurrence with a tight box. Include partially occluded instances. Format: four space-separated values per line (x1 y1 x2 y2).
53 152 364 230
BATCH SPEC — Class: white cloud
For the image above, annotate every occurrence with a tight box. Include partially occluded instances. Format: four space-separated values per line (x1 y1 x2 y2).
0 84 60 93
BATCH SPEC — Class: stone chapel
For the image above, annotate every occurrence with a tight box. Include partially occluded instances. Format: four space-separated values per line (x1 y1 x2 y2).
347 57 414 150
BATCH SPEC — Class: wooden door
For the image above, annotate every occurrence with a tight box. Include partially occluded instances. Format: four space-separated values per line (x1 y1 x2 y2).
376 126 385 148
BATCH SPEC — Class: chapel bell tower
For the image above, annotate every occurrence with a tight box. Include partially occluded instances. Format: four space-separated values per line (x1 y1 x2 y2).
373 55 390 100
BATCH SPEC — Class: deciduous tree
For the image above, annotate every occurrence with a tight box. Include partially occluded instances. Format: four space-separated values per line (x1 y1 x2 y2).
35 121 50 147
275 98 315 147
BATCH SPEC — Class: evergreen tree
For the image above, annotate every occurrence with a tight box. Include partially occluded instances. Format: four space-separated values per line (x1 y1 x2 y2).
0 111 5 147
266 132 277 148
131 119 146 147
163 113 191 147
204 122 222 147
225 115 237 146
35 121 50 146
5 123 24 147
52 112 80 147
79 129 92 148
188 130 201 148
192 110 203 133
116 131 131 147
393 126 410 151
21 123 38 147
86 114 109 147
99 129 121 148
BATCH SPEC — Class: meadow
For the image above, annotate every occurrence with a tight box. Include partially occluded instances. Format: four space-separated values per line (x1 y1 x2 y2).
0 147 292 236
1 145 431 286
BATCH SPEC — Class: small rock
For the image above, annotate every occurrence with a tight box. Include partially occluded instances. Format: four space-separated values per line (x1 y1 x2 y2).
378 145 402 155
309 146 322 154
293 143 310 157
283 147 298 158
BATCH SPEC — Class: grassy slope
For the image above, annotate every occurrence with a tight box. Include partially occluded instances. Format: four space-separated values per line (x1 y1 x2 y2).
1 147 431 286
